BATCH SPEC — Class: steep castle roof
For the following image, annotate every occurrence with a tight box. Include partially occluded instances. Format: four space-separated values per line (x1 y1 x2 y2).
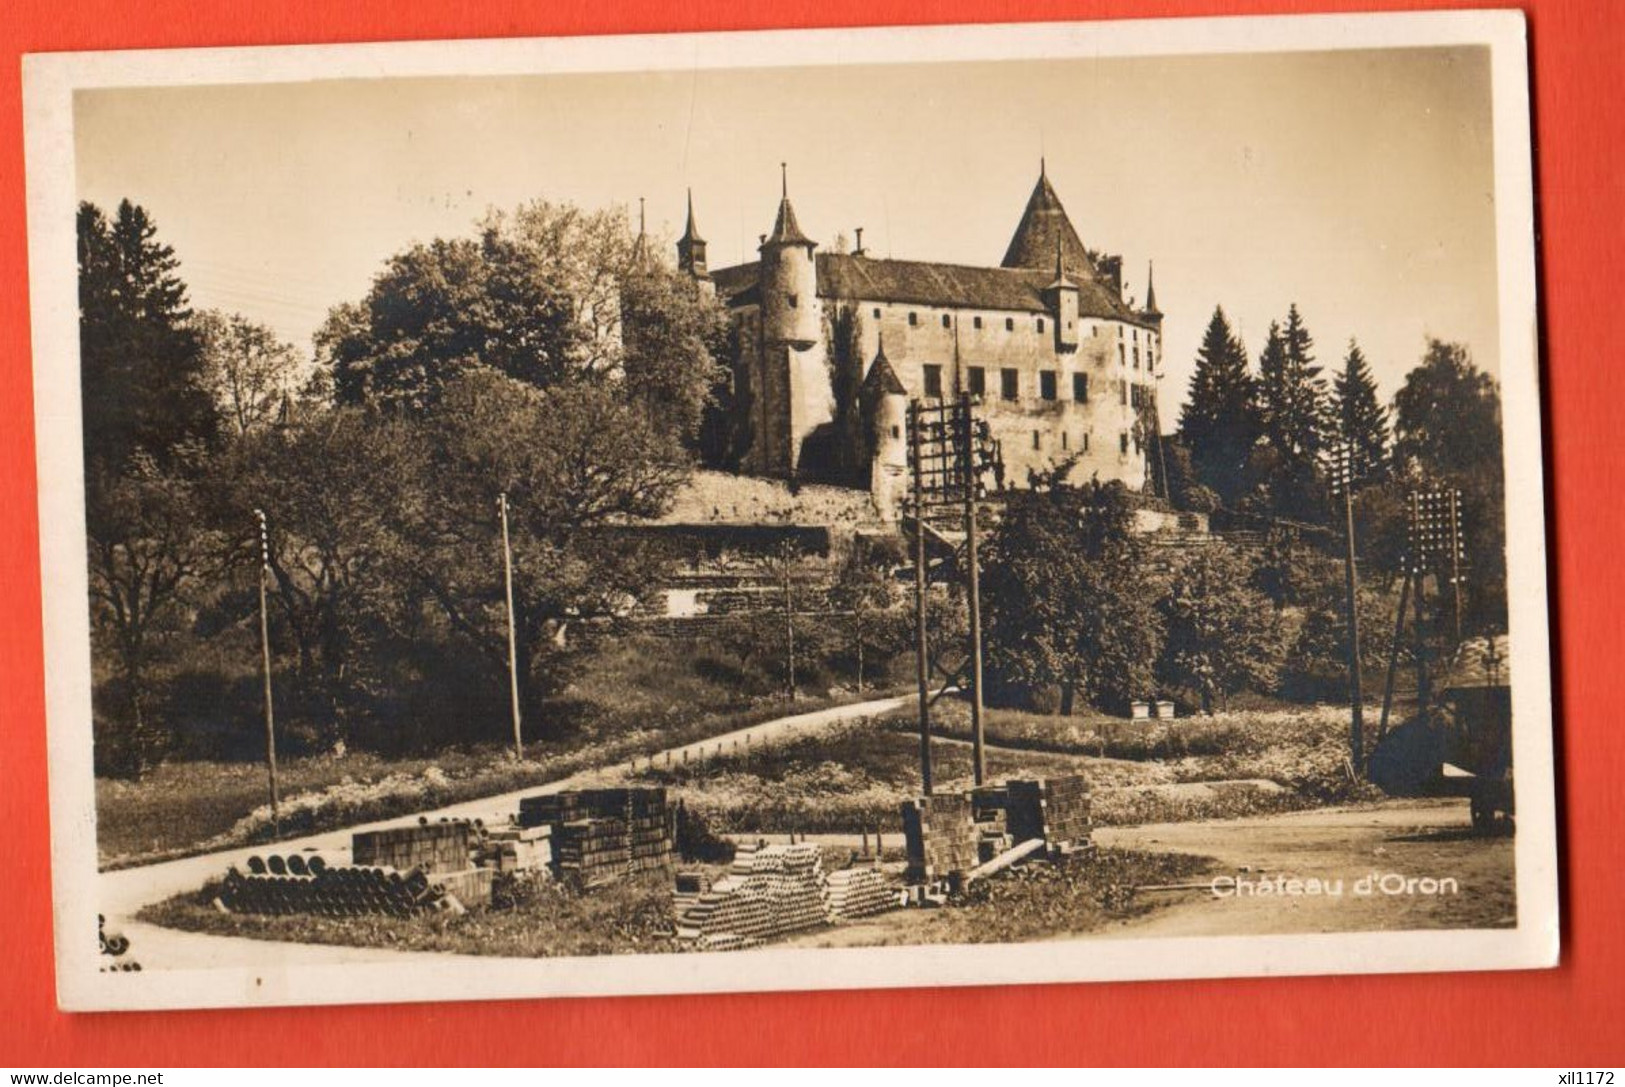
680 189 705 246
1000 164 1095 273
762 165 814 249
861 338 907 397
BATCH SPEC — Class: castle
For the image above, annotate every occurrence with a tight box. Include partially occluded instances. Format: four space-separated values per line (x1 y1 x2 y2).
676 164 1165 520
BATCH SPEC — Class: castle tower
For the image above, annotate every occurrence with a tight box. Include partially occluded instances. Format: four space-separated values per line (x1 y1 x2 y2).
759 164 821 349
752 164 830 477
677 188 711 287
860 335 910 520
1044 237 1080 352
1141 261 1162 330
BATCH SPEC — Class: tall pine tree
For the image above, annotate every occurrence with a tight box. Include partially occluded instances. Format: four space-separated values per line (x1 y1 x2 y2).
78 199 217 469
1178 306 1257 505
1257 303 1327 461
1330 338 1390 487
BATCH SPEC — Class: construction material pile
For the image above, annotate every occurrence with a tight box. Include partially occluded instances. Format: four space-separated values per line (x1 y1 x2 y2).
903 775 1094 886
1006 776 1093 850
352 820 472 873
219 853 495 915
825 866 897 920
518 787 673 889
674 842 831 950
901 793 981 883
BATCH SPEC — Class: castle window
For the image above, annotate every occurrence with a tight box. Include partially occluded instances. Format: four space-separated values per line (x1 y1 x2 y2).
1037 318 1046 333
873 308 881 319
1005 317 1015 331
1032 430 1041 450
968 367 986 396
942 314 952 329
892 425 901 439
1040 370 1057 401
923 364 943 399
1118 343 1126 366
1120 432 1130 454
787 294 798 309
1120 383 1128 406
1000 368 1019 400
1073 373 1089 402
909 312 918 326
974 316 984 330
1134 346 1141 369
1061 432 1068 450
1083 432 1090 452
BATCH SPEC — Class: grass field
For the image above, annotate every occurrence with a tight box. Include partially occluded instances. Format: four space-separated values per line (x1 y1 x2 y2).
628 701 1378 837
97 633 901 870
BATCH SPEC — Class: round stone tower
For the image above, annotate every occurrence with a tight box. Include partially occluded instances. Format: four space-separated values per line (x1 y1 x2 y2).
759 165 821 349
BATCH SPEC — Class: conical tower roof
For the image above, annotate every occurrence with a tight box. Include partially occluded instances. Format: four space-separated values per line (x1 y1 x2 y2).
1143 260 1160 315
1001 161 1092 272
762 163 814 249
680 188 705 246
861 335 907 397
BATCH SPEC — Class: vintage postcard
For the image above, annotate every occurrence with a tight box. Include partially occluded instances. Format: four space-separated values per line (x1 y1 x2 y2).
23 11 1556 1012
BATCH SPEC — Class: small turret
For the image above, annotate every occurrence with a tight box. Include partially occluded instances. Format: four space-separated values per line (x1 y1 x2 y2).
1044 237 1080 352
1141 261 1163 327
759 163 820 349
861 335 910 520
677 189 709 282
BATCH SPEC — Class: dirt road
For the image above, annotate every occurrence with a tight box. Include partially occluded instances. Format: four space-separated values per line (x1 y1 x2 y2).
100 693 906 968
1096 797 1516 936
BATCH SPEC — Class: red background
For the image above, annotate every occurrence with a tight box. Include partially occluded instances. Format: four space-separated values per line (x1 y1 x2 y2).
2 0 1618 1067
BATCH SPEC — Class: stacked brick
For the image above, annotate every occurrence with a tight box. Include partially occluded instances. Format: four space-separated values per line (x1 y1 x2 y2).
352 820 473 874
900 793 981 883
903 775 1095 885
1005 776 1093 849
518 787 673 889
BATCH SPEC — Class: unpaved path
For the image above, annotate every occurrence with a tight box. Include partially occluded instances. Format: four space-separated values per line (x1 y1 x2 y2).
778 798 1513 949
102 694 906 968
1095 797 1515 936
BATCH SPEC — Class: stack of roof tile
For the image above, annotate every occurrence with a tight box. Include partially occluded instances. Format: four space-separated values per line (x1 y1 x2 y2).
1006 776 1093 849
825 866 897 921
674 843 831 950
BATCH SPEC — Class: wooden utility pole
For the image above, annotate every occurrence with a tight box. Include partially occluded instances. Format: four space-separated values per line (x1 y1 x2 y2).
1337 445 1365 773
498 492 523 761
910 403 932 796
253 509 280 837
960 392 987 787
782 542 797 702
1378 571 1411 739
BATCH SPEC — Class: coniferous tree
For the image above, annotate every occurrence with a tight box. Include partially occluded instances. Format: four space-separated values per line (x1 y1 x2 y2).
1254 305 1329 520
1330 338 1390 487
78 200 217 468
1178 306 1256 505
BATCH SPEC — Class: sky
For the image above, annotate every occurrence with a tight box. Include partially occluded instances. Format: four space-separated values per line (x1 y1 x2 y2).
74 45 1498 415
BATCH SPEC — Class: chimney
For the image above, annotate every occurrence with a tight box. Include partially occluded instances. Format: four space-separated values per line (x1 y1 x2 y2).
854 227 866 258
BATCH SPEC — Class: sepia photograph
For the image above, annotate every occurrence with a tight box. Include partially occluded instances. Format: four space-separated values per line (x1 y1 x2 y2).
22 11 1555 1012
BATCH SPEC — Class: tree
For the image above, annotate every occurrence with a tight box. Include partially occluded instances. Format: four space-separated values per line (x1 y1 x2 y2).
315 232 581 412
209 409 415 750
1159 542 1284 714
1329 338 1390 488
620 259 729 444
1392 340 1502 481
77 200 217 468
1391 339 1506 630
1254 306 1329 520
829 536 905 691
381 371 690 734
981 473 1164 714
194 310 304 438
86 456 219 775
1178 306 1257 504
